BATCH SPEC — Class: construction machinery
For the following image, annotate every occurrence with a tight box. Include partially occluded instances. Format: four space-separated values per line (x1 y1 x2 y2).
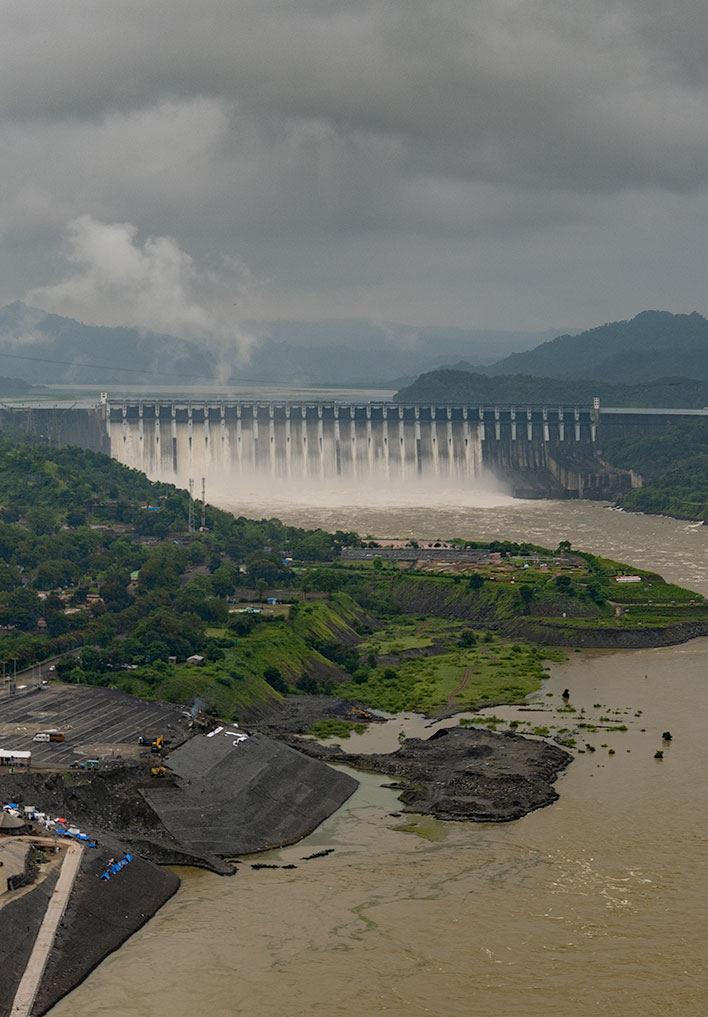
150 766 167 777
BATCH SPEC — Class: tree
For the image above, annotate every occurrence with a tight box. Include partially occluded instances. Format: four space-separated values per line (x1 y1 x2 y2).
0 587 42 630
101 581 134 612
33 558 80 590
296 674 319 694
25 507 59 535
264 666 288 693
519 585 534 613
302 568 345 593
66 507 86 528
210 564 236 598
245 551 287 586
0 563 22 593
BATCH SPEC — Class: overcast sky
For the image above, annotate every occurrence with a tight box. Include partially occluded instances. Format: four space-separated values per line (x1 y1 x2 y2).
3 0 708 338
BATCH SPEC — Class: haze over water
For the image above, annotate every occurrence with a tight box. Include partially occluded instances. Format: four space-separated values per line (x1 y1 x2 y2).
51 426 708 1017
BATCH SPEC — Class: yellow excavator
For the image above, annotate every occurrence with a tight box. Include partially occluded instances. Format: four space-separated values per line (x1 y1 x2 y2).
150 734 164 753
151 766 167 778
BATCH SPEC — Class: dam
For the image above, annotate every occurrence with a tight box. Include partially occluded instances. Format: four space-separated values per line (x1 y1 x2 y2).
3 395 687 499
105 399 628 499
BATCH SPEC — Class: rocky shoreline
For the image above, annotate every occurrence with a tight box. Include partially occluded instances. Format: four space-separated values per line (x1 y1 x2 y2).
282 724 573 823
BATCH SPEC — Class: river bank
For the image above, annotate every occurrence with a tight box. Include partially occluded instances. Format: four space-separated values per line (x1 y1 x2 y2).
1 687 572 1016
43 635 708 1017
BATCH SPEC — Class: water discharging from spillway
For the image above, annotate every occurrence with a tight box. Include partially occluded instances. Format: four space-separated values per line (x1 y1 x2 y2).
109 412 510 505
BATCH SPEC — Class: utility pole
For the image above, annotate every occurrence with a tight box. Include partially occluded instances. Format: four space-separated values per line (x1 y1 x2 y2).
188 479 194 533
201 477 206 531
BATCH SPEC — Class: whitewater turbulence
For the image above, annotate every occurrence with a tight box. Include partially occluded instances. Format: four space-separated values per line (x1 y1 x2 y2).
108 401 511 505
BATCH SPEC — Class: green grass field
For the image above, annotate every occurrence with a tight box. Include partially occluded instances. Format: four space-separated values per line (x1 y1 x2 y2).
339 636 563 713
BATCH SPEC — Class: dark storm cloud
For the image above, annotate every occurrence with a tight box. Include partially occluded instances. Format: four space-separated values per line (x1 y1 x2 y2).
5 0 708 190
2 0 708 328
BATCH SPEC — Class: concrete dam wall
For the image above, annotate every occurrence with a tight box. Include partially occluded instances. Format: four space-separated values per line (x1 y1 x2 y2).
106 400 634 500
0 403 109 454
0 398 640 499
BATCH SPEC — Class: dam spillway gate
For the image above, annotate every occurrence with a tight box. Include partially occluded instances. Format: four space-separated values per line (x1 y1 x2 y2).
104 400 622 499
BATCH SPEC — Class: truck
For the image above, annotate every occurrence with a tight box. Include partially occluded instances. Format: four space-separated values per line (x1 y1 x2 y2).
33 730 65 743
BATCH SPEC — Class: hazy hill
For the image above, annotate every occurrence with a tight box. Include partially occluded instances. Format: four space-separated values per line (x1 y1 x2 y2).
244 319 554 383
0 374 39 396
486 310 708 382
0 302 551 388
395 369 708 408
0 302 210 387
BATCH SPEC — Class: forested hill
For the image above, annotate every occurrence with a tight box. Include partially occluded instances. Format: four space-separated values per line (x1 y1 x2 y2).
485 310 708 383
395 369 708 408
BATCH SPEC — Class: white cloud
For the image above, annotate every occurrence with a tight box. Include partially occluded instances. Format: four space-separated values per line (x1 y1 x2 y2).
26 215 257 357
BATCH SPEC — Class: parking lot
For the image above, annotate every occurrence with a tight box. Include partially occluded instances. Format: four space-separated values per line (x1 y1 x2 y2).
0 685 192 769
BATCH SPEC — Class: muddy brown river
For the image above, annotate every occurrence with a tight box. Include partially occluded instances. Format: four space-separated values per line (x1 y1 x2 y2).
49 498 708 1017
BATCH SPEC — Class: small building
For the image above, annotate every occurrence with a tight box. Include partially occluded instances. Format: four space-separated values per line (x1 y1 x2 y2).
186 654 205 666
0 749 31 770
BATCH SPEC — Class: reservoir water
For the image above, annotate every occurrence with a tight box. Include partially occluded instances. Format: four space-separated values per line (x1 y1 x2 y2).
49 497 708 1017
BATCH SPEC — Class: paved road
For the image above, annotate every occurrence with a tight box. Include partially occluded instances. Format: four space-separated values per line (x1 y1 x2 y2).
10 840 84 1017
0 652 82 702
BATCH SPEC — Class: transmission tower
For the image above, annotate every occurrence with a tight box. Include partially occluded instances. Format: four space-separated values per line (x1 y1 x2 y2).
188 478 194 533
201 477 206 530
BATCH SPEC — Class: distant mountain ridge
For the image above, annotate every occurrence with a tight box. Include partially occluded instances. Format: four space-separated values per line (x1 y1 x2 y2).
4 304 703 390
0 303 551 387
486 310 708 382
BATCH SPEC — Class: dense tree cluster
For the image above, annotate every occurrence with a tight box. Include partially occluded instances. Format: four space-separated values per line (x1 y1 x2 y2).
0 437 362 675
602 419 708 521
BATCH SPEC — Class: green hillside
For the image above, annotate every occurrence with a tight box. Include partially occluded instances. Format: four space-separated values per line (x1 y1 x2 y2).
485 310 708 383
1 434 705 722
395 369 708 408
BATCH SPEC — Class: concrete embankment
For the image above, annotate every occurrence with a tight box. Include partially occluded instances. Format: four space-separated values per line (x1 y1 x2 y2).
141 728 359 857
